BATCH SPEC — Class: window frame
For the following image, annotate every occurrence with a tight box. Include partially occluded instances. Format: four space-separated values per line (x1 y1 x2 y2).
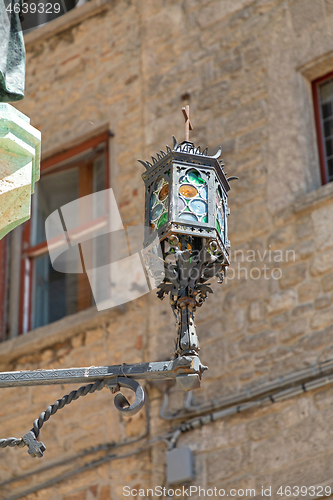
0 236 9 341
312 70 333 185
19 131 110 334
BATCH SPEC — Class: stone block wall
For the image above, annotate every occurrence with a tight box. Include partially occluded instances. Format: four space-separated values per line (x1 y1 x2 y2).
1 0 333 498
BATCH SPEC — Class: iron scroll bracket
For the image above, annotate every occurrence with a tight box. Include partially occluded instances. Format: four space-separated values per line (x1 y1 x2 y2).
0 356 206 458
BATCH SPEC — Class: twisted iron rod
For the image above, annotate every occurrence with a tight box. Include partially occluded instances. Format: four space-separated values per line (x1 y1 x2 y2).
32 380 104 438
0 380 104 457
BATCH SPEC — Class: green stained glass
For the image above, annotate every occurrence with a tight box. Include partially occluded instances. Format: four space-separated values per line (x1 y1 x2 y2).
201 215 208 223
157 211 168 227
188 170 205 185
216 218 221 235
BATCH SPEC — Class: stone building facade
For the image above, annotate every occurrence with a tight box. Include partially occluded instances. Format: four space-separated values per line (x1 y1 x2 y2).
1 0 333 499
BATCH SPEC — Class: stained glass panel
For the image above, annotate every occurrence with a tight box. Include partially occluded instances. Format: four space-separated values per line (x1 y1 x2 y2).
159 184 169 201
178 168 208 222
157 212 168 227
189 199 207 216
149 176 169 232
215 185 224 239
151 204 163 221
180 185 198 198
179 213 198 222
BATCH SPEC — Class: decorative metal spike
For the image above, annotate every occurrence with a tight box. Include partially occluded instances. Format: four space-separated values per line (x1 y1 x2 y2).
138 160 149 170
166 145 172 153
157 153 162 160
151 156 157 164
211 146 222 159
146 161 153 168
197 146 201 153
202 147 208 155
172 136 178 150
160 150 166 157
227 176 239 182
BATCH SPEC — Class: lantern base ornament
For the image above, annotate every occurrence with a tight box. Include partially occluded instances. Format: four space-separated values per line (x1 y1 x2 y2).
155 233 227 388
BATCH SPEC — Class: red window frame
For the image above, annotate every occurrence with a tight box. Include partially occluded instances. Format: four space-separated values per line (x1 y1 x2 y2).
312 70 333 185
19 131 110 334
0 236 8 341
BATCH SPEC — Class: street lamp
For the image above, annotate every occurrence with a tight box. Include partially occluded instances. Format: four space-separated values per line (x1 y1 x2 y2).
140 106 235 390
0 107 235 457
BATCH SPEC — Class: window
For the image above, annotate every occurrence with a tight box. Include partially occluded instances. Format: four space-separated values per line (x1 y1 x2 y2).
19 132 109 333
20 0 88 32
312 72 333 184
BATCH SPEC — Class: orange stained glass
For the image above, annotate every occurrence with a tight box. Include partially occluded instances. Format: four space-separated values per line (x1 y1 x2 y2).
159 184 169 201
179 184 197 198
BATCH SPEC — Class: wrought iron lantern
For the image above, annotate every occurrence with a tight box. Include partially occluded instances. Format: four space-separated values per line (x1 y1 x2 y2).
0 107 236 457
139 106 236 390
141 138 230 258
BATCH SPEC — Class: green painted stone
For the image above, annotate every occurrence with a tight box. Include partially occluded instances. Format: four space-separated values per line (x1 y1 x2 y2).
0 104 41 239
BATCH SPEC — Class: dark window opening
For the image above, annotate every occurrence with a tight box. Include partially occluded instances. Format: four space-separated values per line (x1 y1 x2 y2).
313 73 333 184
21 0 78 32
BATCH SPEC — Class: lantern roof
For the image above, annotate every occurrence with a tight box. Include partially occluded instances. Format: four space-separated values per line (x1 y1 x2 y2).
140 136 234 194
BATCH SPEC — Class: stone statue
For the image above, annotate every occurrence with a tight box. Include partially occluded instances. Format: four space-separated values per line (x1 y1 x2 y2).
0 0 25 102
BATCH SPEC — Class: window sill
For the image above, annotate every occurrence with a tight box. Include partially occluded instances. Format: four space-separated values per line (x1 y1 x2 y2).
294 181 333 214
0 304 126 365
24 0 111 49
275 181 333 225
